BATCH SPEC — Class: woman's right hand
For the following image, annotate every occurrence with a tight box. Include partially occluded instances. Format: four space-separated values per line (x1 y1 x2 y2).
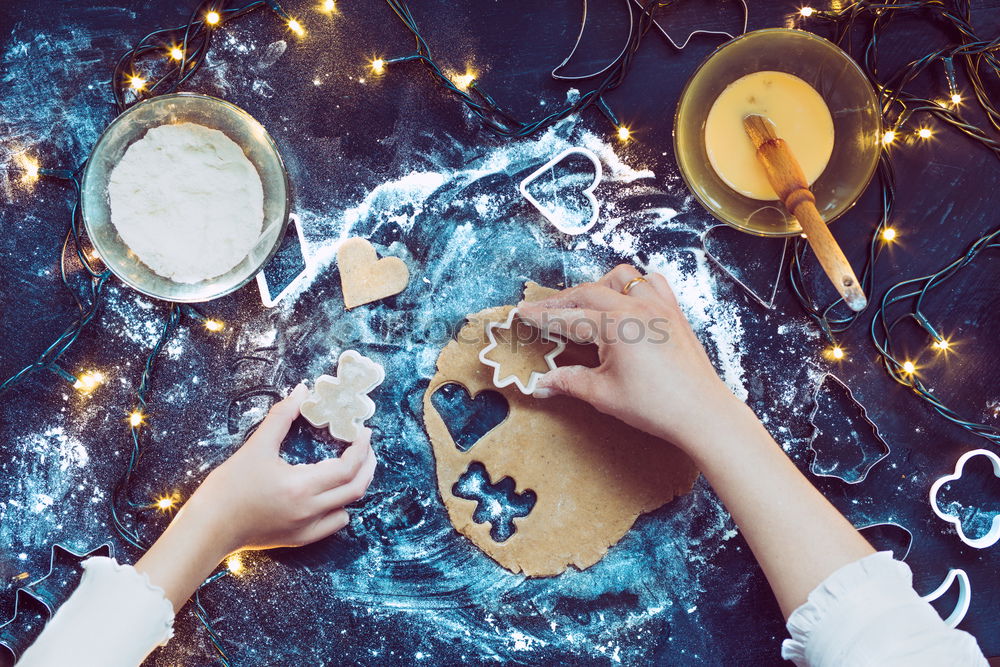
517 264 747 452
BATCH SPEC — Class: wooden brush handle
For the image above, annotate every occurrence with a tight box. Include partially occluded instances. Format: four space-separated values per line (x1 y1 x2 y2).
744 115 867 312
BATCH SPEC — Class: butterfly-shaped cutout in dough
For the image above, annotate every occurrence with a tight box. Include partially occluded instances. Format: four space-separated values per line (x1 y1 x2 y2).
300 350 385 441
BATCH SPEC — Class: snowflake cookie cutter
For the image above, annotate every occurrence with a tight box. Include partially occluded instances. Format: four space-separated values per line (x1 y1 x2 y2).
518 147 603 235
806 373 891 484
300 350 385 442
1 542 114 661
929 448 1000 549
701 223 789 310
478 308 566 395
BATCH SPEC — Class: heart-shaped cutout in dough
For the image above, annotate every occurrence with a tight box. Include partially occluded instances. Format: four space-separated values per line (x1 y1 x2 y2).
337 237 410 309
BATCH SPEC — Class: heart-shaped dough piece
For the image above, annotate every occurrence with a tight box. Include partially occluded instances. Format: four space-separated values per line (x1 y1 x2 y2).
337 237 410 309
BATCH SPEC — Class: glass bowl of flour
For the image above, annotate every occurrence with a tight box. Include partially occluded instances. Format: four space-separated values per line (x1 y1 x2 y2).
81 93 290 302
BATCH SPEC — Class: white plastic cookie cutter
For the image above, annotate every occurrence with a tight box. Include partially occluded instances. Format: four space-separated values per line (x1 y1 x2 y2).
920 568 972 628
300 350 385 441
478 308 566 395
929 448 1000 549
518 147 603 235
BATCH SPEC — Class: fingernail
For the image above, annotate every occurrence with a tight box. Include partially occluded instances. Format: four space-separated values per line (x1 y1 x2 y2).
291 383 308 399
533 387 553 399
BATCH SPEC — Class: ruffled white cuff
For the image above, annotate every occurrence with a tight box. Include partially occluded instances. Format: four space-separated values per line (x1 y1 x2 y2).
781 551 986 666
17 557 174 667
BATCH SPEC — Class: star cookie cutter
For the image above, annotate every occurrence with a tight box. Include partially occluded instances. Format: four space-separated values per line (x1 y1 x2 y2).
518 147 603 235
1 542 114 662
478 308 566 395
921 568 972 628
806 373 891 484
929 448 1000 549
300 350 385 442
701 223 788 310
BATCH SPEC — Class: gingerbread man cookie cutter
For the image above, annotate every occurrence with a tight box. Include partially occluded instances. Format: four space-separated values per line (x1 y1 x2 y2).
518 147 603 235
478 308 566 395
300 350 385 441
929 448 1000 549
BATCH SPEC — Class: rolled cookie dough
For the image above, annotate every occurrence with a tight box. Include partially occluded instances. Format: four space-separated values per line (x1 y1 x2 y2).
423 282 700 576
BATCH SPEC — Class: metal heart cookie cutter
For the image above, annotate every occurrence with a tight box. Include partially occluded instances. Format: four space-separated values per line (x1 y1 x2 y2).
478 308 566 395
929 448 1000 549
518 147 603 236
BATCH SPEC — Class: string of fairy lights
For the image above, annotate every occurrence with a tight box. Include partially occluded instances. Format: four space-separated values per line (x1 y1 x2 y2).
4 0 1000 662
785 0 1000 445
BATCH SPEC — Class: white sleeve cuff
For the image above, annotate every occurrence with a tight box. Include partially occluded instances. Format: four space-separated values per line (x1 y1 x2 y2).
17 557 174 667
781 551 987 667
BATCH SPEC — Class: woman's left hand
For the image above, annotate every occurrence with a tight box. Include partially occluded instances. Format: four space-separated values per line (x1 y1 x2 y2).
184 383 377 556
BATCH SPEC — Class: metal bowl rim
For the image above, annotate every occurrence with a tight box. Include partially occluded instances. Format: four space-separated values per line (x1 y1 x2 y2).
80 92 291 302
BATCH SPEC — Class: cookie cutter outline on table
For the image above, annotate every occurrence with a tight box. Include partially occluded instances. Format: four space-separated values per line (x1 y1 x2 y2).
921 568 972 628
638 0 749 51
518 147 603 236
478 308 566 395
929 448 1000 549
256 213 311 308
854 522 971 628
806 373 891 484
0 543 114 661
857 521 914 561
701 223 789 310
551 0 749 83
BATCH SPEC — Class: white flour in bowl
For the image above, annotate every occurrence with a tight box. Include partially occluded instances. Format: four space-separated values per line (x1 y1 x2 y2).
108 122 264 283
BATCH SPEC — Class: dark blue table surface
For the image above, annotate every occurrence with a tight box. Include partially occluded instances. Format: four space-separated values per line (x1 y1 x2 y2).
2 1 999 665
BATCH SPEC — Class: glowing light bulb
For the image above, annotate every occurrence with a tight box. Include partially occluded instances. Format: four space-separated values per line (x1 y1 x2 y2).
951 93 962 104
933 338 951 351
206 10 221 25
129 410 145 427
169 46 184 61
917 127 932 139
830 345 845 360
799 6 815 17
371 58 385 74
155 495 176 511
320 0 336 12
227 554 244 574
287 18 305 36
17 154 40 184
128 75 146 91
902 361 916 374
881 130 896 145
73 370 105 394
617 126 631 142
881 227 897 242
452 71 475 91
203 319 224 332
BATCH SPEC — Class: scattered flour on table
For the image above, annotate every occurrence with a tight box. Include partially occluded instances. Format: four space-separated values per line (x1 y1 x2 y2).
108 122 264 283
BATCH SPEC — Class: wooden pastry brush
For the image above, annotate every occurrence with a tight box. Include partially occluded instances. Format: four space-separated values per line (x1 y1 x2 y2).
743 114 867 312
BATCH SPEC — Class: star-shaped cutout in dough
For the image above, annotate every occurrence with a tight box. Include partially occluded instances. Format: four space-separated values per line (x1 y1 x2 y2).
478 308 565 394
301 350 385 441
